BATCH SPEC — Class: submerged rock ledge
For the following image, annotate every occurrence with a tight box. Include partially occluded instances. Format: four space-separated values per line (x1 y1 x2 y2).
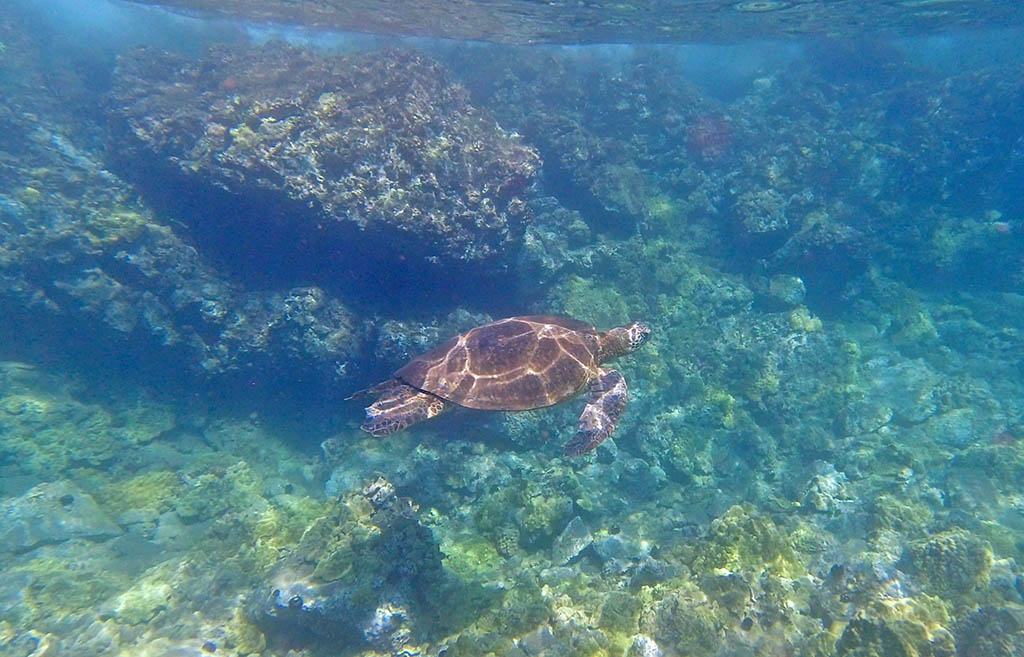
108 44 541 289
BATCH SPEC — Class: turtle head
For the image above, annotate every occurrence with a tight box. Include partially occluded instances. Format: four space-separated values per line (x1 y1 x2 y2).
599 321 651 362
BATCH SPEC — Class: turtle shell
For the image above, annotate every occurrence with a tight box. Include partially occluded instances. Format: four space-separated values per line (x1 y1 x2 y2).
395 316 601 411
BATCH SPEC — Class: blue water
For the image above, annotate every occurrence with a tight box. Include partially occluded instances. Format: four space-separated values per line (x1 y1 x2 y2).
1 1 1024 656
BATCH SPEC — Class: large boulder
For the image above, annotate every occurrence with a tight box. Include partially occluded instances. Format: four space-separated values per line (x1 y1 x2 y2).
248 478 453 653
108 44 541 286
0 481 122 554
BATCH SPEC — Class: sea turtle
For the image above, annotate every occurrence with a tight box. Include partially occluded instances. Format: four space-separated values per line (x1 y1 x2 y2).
352 316 651 456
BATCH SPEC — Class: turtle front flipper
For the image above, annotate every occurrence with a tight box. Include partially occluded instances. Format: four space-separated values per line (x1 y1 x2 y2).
563 368 627 456
361 380 448 437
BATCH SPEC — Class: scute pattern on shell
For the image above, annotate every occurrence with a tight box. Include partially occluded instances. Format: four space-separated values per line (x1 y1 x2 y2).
395 316 601 411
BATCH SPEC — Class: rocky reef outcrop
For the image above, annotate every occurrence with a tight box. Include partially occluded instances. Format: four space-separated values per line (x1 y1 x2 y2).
0 26 370 393
248 477 465 654
108 43 541 297
454 49 1024 309
0 98 360 389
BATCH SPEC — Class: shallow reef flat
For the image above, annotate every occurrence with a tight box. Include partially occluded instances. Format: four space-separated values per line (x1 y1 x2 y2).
2 6 1024 657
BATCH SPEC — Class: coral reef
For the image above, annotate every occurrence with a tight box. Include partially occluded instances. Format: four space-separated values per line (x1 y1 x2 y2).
4 7 1024 657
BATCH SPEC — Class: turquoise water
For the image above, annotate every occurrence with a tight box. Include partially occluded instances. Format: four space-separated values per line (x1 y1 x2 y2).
2 1 1024 656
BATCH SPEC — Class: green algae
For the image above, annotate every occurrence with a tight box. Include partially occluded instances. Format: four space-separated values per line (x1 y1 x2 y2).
788 306 824 333
598 591 641 634
905 530 993 598
702 387 741 429
494 577 550 636
86 207 152 246
98 470 183 516
868 494 935 540
227 604 267 655
692 503 804 578
475 477 574 552
175 461 264 523
834 617 930 657
0 382 180 481
247 496 331 569
521 490 574 545
645 589 722 657
107 565 174 625
441 534 503 581
11 556 127 628
868 593 951 629
293 497 379 582
699 572 753 616
798 630 843 657
0 392 127 472
559 275 633 331
443 631 515 657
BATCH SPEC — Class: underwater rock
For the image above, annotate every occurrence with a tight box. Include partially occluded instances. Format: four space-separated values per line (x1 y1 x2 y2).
903 530 993 596
954 606 1024 657
102 565 175 626
840 357 939 436
551 516 593 565
626 635 664 657
617 457 668 499
800 462 852 514
515 199 593 287
593 534 651 563
766 221 869 304
249 569 367 646
518 486 575 544
629 558 674 590
699 572 753 616
598 590 642 633
923 408 985 449
517 624 557 656
457 47 1024 302
591 532 672 587
248 477 446 652
0 99 361 392
767 274 807 307
453 49 717 237
0 630 64 657
108 43 541 281
834 617 930 657
0 481 121 554
151 511 191 548
647 592 722 657
693 503 802 578
372 309 492 372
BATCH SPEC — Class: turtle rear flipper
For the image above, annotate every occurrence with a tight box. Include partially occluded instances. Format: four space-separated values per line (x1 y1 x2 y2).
362 382 448 437
346 378 399 401
563 368 627 456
